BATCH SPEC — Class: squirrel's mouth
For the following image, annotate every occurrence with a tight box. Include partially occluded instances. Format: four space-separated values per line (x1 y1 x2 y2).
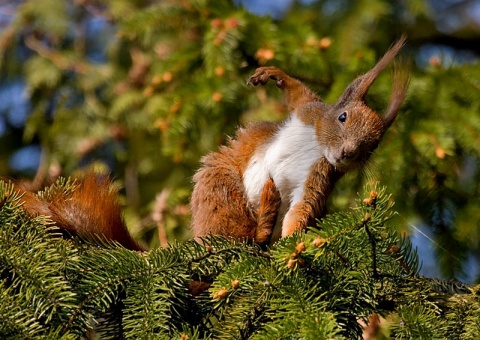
325 154 359 171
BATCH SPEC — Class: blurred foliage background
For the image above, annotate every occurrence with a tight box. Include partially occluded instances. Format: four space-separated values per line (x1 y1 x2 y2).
0 0 479 282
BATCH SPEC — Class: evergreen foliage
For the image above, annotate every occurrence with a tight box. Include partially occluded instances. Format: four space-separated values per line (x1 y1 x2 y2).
1 178 478 339
0 0 477 282
1 0 479 281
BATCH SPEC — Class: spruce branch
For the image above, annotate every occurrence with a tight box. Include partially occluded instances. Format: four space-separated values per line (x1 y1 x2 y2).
2 178 480 338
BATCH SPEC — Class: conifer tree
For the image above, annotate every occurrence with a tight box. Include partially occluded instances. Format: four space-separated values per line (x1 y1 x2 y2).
1 178 479 338
0 0 479 290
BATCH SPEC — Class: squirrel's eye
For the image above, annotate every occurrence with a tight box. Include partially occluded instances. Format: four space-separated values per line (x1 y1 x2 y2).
338 112 347 123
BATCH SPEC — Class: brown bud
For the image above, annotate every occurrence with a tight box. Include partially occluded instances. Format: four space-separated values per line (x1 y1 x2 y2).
295 242 306 253
255 48 275 63
312 237 326 248
363 198 373 206
155 118 169 132
143 86 155 97
213 288 228 300
231 279 240 289
214 66 225 77
225 18 239 29
318 37 331 50
210 18 223 29
386 245 400 254
287 259 296 269
435 147 445 159
363 213 371 223
181 334 189 340
162 71 173 82
205 245 212 253
212 92 223 102
369 190 378 200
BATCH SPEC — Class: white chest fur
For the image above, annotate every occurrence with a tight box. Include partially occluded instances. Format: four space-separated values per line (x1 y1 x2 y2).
243 116 324 234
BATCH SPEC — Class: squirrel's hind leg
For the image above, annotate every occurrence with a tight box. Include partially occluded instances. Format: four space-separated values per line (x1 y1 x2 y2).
255 177 281 244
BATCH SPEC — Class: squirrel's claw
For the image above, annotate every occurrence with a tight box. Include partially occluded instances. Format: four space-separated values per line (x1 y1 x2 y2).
247 66 287 89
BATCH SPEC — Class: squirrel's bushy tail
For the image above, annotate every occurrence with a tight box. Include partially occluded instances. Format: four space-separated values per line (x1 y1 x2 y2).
12 172 144 251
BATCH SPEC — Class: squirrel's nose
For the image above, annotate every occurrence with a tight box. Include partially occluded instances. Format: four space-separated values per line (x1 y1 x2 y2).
341 146 357 160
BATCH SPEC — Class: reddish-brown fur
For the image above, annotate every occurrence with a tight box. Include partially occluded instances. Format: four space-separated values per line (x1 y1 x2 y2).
192 36 409 242
280 158 344 236
247 65 321 111
5 38 408 253
11 172 144 251
191 122 281 244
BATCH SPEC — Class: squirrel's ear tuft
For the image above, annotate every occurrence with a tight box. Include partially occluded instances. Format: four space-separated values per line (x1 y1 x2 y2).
336 35 407 107
382 58 410 130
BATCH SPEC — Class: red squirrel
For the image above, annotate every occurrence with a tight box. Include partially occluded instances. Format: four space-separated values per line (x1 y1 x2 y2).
191 36 408 245
7 170 280 251
8 37 407 251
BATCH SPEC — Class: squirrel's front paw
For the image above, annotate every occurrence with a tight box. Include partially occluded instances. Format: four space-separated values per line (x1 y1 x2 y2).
247 66 288 89
281 207 308 238
282 218 305 238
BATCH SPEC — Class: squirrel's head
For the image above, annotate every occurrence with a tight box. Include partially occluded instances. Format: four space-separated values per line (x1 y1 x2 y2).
300 36 409 171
